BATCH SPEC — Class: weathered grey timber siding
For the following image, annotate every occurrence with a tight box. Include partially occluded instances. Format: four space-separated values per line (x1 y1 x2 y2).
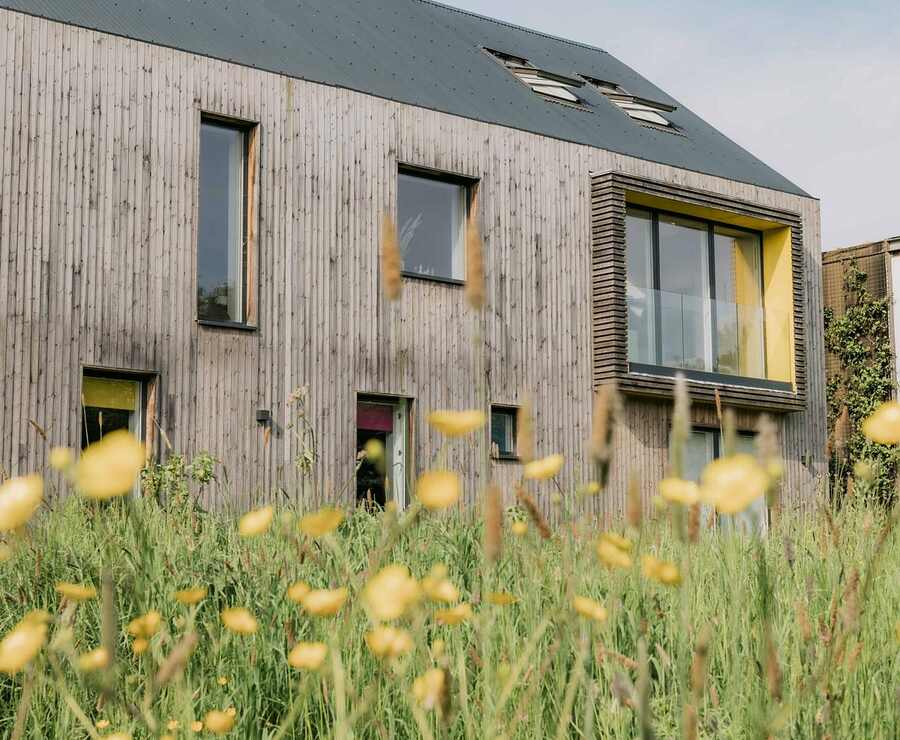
0 10 826 515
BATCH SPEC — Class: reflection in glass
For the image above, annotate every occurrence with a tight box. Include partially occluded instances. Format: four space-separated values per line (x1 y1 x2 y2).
626 208 655 364
398 173 466 281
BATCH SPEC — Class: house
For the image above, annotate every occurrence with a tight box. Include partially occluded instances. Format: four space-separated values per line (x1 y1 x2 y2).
823 238 900 390
0 0 826 514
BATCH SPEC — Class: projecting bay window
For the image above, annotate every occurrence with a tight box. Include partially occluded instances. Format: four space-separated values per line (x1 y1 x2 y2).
626 206 778 387
197 115 257 326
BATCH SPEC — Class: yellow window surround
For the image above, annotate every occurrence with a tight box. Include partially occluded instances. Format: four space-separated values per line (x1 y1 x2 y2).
625 190 795 387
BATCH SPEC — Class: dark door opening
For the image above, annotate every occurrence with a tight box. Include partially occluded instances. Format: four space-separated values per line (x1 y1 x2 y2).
356 396 409 509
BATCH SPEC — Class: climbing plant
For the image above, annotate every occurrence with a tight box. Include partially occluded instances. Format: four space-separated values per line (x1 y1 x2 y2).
824 262 897 505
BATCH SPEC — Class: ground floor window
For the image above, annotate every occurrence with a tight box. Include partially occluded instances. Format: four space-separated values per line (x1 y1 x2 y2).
490 406 518 459
81 373 145 449
682 428 767 534
356 395 409 509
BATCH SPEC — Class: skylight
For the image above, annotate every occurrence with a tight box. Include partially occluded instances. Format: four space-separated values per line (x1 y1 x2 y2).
486 49 586 106
583 76 677 129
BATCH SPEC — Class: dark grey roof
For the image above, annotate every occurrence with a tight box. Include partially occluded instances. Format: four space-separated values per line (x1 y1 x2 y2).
0 0 809 196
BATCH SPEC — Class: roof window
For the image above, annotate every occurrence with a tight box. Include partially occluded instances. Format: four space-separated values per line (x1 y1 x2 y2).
486 48 586 105
583 76 676 128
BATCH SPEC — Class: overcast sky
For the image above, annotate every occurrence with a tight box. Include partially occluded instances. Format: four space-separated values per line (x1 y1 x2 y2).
449 0 900 250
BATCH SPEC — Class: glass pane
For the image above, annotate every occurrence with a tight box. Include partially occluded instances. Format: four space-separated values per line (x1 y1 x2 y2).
491 410 515 456
198 121 245 322
714 227 765 378
398 173 466 280
625 208 655 364
81 377 141 449
683 430 715 482
658 214 711 371
719 434 768 535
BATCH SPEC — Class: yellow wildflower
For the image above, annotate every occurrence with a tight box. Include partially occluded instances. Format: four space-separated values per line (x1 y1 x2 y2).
217 675 229 686
75 430 145 499
365 626 414 659
659 477 700 506
426 409 486 437
487 591 517 606
573 595 608 623
435 603 473 626
511 520 528 537
0 474 43 532
225 707 237 718
203 709 235 734
49 447 74 471
596 534 633 570
238 505 273 537
363 564 420 620
55 582 97 602
0 616 48 674
286 581 311 604
127 610 162 639
700 454 770 514
363 438 385 462
191 720 203 732
174 587 207 605
641 555 682 586
288 641 327 670
220 607 258 635
131 638 149 655
301 588 348 617
577 481 602 496
298 507 344 538
862 401 900 444
166 719 180 730
96 719 110 729
416 470 460 510
412 667 447 711
77 647 109 672
523 454 564 480
421 564 459 604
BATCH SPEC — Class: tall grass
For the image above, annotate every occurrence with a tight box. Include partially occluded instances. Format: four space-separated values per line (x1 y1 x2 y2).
1 483 897 738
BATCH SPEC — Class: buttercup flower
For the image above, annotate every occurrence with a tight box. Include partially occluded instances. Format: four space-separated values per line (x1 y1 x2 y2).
166 720 180 731
573 595 608 623
523 454 564 480
288 641 328 670
412 668 447 711
0 614 48 674
421 564 459 604
363 438 384 462
217 675 229 686
700 454 770 514
49 447 74 471
0 474 43 532
435 603 472 626
659 478 700 506
191 720 203 732
596 533 633 570
203 709 235 734
365 626 414 659
487 591 517 606
174 587 207 605
298 507 344 538
55 582 97 602
416 470 460 510
75 430 145 499
221 607 258 635
127 611 162 639
363 565 420 621
426 410 486 437
96 719 110 729
511 520 528 537
238 506 273 537
287 581 311 604
77 647 110 672
301 588 348 617
131 638 149 655
641 555 682 586
862 401 900 444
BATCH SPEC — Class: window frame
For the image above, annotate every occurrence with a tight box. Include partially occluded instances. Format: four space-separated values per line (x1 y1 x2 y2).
397 164 476 286
626 204 783 390
196 113 259 330
490 405 519 461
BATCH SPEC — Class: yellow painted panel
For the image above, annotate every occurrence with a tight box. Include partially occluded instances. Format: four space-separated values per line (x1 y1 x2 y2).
82 376 137 411
762 227 794 384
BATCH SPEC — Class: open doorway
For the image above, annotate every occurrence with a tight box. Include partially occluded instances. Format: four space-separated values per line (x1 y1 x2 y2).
356 395 410 510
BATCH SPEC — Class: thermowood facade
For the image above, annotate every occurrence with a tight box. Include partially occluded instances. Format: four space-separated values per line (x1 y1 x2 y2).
0 7 827 515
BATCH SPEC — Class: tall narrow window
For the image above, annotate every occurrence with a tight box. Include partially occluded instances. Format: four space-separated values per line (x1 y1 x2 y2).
398 169 468 282
198 118 249 323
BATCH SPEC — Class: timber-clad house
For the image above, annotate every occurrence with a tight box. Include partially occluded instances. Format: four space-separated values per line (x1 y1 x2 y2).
0 0 826 515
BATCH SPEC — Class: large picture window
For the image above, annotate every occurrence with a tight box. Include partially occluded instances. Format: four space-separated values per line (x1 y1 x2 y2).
398 169 468 282
626 206 766 381
198 117 250 324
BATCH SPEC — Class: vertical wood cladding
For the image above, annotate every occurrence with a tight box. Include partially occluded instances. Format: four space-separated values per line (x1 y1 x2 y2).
0 10 826 515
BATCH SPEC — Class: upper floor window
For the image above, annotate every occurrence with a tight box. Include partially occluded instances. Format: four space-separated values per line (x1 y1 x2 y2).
198 116 254 324
584 77 676 129
398 169 469 282
627 206 767 381
486 48 586 106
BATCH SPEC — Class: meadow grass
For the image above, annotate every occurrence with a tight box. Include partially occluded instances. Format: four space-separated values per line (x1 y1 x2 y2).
0 481 897 739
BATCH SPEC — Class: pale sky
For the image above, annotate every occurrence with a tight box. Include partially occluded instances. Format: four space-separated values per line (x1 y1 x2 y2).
448 0 900 250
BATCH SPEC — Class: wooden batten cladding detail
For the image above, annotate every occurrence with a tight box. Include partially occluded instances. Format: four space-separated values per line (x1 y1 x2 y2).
590 172 807 413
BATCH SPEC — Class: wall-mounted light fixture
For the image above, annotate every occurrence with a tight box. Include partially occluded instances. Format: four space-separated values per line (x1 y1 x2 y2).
256 409 272 426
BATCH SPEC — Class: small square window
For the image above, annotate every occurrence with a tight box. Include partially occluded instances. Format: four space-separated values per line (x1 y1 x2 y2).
398 170 468 282
490 406 518 459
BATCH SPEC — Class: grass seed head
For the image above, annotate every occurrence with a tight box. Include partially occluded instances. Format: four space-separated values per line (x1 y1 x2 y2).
464 211 485 310
381 213 402 301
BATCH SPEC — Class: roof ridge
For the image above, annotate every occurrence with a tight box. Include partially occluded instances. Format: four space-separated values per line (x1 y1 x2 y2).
415 0 609 55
